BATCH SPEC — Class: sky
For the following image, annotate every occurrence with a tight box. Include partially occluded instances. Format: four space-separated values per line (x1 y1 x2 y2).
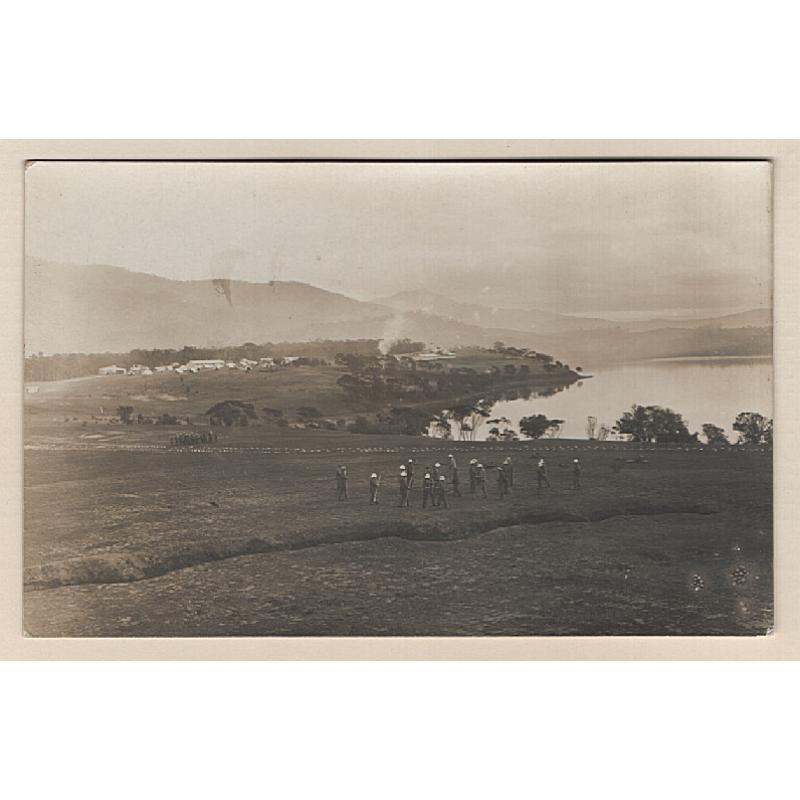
25 160 772 316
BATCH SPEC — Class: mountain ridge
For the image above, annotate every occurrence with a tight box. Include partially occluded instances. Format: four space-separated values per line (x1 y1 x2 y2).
25 261 772 364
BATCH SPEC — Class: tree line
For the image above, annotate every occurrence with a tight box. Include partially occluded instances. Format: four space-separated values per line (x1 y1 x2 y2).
612 406 772 445
110 397 772 447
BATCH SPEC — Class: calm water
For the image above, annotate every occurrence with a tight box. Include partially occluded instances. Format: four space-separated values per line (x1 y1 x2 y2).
476 357 773 441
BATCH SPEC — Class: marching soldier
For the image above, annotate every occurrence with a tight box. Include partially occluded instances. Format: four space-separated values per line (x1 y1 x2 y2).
369 472 381 505
503 456 514 487
406 458 415 489
537 458 551 489
572 458 582 489
422 472 434 509
434 475 449 508
336 465 349 500
398 468 410 507
451 462 462 497
469 459 478 493
432 462 442 483
476 463 488 498
497 465 509 498
448 453 457 477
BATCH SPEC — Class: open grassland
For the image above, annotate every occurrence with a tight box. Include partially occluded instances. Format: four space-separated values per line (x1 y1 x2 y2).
24 421 772 636
24 366 360 422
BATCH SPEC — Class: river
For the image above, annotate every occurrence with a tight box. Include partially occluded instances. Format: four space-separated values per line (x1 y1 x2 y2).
474 356 773 441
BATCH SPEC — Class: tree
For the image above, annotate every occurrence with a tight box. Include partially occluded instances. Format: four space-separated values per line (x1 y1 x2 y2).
117 405 134 424
446 399 493 441
206 400 258 427
614 405 698 443
388 338 425 355
519 414 564 440
347 415 370 434
541 420 563 438
387 406 439 437
732 412 773 445
428 414 453 440
486 416 519 442
702 423 729 445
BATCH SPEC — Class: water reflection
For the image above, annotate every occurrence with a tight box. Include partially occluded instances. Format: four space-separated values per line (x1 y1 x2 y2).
439 357 773 441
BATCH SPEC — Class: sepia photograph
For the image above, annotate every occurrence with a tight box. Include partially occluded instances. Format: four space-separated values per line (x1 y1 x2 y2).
22 158 774 637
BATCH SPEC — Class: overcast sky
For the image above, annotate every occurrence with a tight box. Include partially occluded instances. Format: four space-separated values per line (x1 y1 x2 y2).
26 160 772 316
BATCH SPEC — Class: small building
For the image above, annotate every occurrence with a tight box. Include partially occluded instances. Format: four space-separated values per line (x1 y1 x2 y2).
25 385 40 394
239 358 258 368
281 356 301 365
128 364 149 375
99 365 127 375
186 359 226 371
407 351 456 363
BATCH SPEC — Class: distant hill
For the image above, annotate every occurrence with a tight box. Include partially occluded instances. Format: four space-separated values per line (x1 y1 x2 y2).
531 324 773 367
25 261 388 355
623 307 772 332
373 289 618 334
25 261 773 365
305 310 554 352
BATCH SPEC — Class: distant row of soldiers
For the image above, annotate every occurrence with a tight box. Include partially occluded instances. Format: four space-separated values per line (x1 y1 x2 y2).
169 431 218 446
335 455 583 506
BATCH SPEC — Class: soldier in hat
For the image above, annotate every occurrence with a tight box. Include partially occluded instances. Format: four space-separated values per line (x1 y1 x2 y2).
369 472 381 505
434 475 449 508
432 462 442 483
469 458 478 493
398 468 410 507
406 458 415 489
572 458 582 490
503 456 514 488
476 463 488 498
497 465 510 498
448 453 457 477
336 465 349 500
451 461 462 497
422 472 434 509
537 458 551 489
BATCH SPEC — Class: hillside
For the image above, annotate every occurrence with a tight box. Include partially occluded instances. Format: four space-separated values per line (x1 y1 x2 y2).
25 261 773 366
25 261 388 355
374 290 618 334
526 323 772 367
623 307 772 332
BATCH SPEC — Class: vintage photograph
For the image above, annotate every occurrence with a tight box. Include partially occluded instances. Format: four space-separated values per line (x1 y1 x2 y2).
22 159 773 637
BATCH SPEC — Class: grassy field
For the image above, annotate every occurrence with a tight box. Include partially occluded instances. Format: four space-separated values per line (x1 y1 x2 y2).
24 365 360 423
23 420 773 636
